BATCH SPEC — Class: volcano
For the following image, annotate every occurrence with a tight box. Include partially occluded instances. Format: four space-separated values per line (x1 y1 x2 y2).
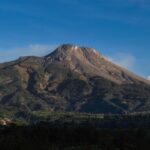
0 44 150 117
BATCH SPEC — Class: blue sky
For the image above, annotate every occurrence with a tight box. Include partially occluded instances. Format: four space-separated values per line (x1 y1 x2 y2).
0 0 150 78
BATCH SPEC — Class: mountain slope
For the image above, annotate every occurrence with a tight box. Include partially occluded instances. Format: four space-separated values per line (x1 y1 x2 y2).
0 44 150 118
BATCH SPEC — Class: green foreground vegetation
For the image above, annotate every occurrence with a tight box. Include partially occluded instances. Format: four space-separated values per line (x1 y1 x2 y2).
0 117 150 150
1 112 150 150
1 110 150 126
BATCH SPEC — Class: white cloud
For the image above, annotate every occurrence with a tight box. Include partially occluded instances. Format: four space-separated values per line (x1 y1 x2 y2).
147 76 150 80
107 52 136 70
0 44 57 63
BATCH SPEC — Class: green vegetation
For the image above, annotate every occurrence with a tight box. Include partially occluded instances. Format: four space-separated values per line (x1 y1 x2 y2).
13 118 28 126
14 111 106 125
31 111 104 120
1 111 150 149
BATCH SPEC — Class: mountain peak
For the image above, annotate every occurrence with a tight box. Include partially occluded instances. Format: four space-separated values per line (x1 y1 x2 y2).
59 44 79 50
57 44 98 53
56 44 80 53
45 44 101 60
44 44 149 85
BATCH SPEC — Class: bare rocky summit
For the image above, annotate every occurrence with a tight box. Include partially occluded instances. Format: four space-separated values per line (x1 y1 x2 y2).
0 44 150 119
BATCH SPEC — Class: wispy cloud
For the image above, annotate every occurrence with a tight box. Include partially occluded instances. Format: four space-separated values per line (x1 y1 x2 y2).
107 52 136 70
0 44 57 63
147 76 150 80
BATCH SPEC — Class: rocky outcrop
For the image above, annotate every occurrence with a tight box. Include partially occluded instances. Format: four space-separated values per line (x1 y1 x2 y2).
0 118 12 126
